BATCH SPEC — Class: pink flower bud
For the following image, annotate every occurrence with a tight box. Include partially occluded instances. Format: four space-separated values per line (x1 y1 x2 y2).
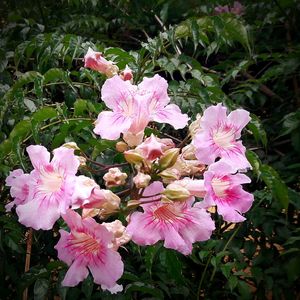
103 168 127 187
84 47 119 77
120 65 133 81
163 183 191 201
173 178 206 198
133 172 151 188
102 220 131 250
123 131 144 147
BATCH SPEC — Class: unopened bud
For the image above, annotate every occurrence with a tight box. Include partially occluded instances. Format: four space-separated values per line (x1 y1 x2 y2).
62 142 80 150
163 183 191 201
77 156 87 167
116 141 128 153
120 65 133 81
103 168 127 187
124 150 144 164
161 195 173 203
158 148 180 170
126 200 141 210
158 169 180 181
133 172 151 188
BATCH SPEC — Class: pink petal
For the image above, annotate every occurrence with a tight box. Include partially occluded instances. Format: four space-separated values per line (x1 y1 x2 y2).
180 206 215 243
163 224 191 255
62 259 89 287
220 141 251 169
138 74 170 108
52 147 80 175
194 133 218 165
26 145 50 169
88 248 124 288
94 111 132 140
152 104 189 129
62 209 84 231
227 109 251 138
217 205 246 223
126 211 161 245
101 75 134 110
16 198 60 230
54 230 73 265
200 103 227 130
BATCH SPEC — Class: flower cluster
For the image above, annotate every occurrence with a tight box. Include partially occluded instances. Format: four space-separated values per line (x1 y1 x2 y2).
214 1 244 15
5 48 254 293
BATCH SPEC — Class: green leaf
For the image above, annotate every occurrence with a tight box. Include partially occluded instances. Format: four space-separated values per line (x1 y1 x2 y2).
228 275 238 291
34 278 49 300
160 250 184 284
260 164 289 209
248 115 267 147
125 282 164 299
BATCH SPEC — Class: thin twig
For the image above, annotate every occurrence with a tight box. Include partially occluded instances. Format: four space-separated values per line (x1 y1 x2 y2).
23 228 33 300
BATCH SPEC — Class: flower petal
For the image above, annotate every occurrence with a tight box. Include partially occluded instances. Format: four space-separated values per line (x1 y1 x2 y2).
94 111 132 140
55 230 73 265
16 198 60 230
227 109 251 138
88 248 124 288
101 75 134 110
200 103 227 130
152 104 189 129
62 259 89 287
27 145 50 170
138 74 170 108
52 147 80 175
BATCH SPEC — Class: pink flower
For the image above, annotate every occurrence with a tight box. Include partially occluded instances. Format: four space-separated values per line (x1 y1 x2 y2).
84 47 119 77
136 134 174 161
193 103 251 169
94 74 189 140
214 4 230 14
54 210 123 293
230 1 245 15
126 182 215 255
14 145 80 230
202 160 254 223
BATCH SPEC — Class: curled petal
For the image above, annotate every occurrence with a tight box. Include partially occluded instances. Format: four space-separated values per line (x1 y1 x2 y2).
26 145 50 170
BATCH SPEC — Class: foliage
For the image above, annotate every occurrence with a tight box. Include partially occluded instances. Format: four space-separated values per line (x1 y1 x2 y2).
0 0 299 299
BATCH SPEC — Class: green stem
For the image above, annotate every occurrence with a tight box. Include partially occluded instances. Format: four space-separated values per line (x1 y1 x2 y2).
209 224 241 283
197 251 213 300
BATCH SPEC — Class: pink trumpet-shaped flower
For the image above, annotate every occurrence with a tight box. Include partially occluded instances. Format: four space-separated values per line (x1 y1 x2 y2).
13 145 80 230
5 169 32 211
193 103 251 169
94 74 189 140
55 210 123 293
84 47 119 77
202 160 254 222
126 182 215 255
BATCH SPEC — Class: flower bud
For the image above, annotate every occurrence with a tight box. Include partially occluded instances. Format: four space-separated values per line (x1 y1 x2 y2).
124 150 144 164
84 47 119 77
158 148 180 170
62 142 80 150
158 169 180 183
76 155 87 167
103 168 127 187
126 200 141 210
133 172 151 188
162 183 191 201
116 141 128 153
189 114 202 138
120 65 133 81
